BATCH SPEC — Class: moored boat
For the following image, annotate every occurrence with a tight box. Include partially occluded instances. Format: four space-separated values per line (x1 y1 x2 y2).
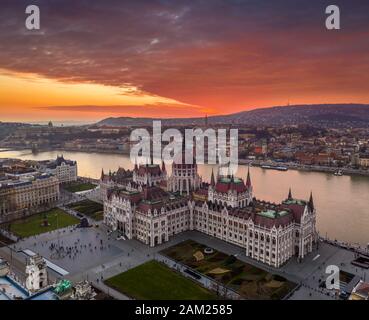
333 169 343 176
261 164 288 171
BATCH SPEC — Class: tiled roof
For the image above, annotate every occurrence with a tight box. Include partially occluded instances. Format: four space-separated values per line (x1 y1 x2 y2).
204 199 305 229
215 177 247 193
136 164 162 176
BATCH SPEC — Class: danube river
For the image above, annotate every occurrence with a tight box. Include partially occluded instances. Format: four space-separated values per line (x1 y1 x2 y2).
1 149 369 246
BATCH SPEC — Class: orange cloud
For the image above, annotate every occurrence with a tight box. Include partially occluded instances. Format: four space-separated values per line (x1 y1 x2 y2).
0 71 204 121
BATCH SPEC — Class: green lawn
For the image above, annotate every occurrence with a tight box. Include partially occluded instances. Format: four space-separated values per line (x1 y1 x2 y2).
161 240 297 300
63 182 97 193
67 199 104 221
9 208 80 238
105 260 217 300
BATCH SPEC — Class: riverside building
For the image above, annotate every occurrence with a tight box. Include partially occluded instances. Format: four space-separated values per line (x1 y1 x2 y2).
37 155 78 184
0 166 59 222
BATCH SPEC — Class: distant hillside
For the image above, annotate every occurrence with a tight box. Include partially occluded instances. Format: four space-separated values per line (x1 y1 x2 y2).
0 122 31 140
96 104 369 128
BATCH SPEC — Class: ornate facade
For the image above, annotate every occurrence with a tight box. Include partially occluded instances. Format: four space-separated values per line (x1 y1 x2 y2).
132 161 167 187
104 163 317 268
0 173 59 222
167 155 201 195
208 168 253 208
46 155 78 184
36 155 78 184
100 167 133 200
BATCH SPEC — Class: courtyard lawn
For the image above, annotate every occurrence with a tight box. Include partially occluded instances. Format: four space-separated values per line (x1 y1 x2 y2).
63 182 97 193
68 199 104 221
105 260 217 300
161 240 297 300
9 208 79 238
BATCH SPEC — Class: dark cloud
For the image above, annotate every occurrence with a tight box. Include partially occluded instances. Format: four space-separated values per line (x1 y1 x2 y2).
1 0 369 111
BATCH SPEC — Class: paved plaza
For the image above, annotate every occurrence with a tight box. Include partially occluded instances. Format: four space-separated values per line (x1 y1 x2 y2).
1 222 368 300
14 227 122 275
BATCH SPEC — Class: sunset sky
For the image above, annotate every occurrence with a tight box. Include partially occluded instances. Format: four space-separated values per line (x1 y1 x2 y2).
1 0 369 122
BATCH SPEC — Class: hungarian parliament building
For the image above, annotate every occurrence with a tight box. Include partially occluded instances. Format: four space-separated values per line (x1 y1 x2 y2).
101 159 317 268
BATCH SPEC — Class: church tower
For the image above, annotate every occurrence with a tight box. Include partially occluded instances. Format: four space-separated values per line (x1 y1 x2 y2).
25 254 48 292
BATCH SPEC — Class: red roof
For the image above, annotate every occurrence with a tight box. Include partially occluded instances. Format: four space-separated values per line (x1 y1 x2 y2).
215 178 247 193
281 203 306 223
211 199 303 229
253 213 293 228
107 189 142 204
136 164 162 176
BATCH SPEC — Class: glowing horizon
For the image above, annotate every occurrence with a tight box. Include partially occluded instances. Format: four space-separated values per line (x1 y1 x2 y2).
0 70 204 122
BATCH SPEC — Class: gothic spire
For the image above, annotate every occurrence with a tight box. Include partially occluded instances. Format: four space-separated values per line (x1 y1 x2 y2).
309 191 314 210
246 166 252 188
100 168 105 180
288 187 292 200
210 168 215 186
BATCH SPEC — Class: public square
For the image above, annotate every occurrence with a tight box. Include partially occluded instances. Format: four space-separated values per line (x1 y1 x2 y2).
2 218 368 300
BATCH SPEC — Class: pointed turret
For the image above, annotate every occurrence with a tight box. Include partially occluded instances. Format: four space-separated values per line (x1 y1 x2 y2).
134 159 138 171
210 169 215 186
100 169 105 180
308 191 314 210
246 166 252 188
288 187 293 200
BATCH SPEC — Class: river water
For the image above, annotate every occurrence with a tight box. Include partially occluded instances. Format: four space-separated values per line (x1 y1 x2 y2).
1 149 369 246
